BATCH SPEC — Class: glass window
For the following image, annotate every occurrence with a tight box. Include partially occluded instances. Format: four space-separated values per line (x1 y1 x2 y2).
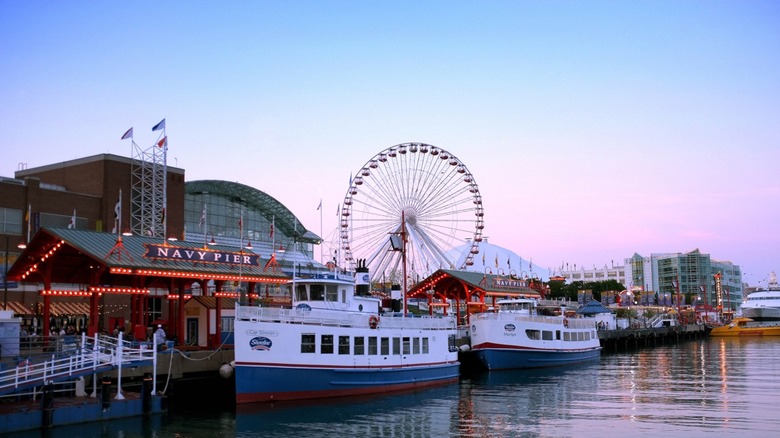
295 284 307 301
311 284 325 301
525 329 541 340
338 336 350 354
326 285 338 302
542 331 553 341
354 336 365 355
368 337 377 355
413 337 420 354
392 337 401 355
301 334 315 353
422 338 429 354
0 208 23 235
380 337 389 355
402 337 411 354
321 334 333 354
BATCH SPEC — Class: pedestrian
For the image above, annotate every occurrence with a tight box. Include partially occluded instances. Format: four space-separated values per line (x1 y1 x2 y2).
154 324 167 352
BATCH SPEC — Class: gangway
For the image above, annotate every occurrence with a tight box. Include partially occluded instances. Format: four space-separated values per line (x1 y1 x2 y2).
0 332 158 397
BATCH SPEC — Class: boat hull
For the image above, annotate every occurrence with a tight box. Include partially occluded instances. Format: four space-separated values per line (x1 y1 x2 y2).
473 346 601 371
740 307 780 322
235 363 460 403
709 320 780 337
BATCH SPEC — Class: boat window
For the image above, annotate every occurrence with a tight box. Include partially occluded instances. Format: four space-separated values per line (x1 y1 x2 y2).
381 337 390 355
542 331 553 341
368 337 378 355
556 331 561 341
301 334 315 353
526 329 541 340
326 285 338 302
402 337 411 354
422 338 429 354
311 284 325 301
577 332 584 341
321 334 334 354
342 289 347 303
295 284 308 301
564 332 571 341
338 336 350 354
354 336 365 355
413 337 420 354
392 337 401 355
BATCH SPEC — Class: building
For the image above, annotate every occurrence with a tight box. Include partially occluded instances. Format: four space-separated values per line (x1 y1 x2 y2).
556 263 627 286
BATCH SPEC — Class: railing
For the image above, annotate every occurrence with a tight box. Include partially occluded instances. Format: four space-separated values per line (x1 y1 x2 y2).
0 332 156 397
236 305 457 330
472 312 595 329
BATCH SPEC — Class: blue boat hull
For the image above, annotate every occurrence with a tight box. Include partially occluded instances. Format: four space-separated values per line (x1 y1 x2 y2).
235 363 460 403
474 348 601 371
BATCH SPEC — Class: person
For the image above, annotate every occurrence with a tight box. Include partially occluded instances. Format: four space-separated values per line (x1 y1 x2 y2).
154 324 167 352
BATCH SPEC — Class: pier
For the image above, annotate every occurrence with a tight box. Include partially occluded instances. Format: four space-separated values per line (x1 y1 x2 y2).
598 324 708 353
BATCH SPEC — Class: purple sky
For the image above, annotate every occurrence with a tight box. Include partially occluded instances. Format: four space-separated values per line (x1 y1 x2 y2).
1 1 778 286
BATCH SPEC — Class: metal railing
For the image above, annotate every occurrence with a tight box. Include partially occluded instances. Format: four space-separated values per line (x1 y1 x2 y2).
236 305 457 331
0 332 156 397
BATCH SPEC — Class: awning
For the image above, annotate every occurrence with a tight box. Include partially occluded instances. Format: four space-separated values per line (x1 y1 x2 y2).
4 301 34 316
50 302 90 316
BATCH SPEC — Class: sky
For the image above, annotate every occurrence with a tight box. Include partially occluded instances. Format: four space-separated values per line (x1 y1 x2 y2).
1 1 778 287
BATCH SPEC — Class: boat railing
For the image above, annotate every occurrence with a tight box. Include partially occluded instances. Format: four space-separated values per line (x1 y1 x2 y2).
473 312 595 329
236 305 456 330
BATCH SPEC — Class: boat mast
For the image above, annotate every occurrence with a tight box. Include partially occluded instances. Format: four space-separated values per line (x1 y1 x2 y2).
402 210 408 316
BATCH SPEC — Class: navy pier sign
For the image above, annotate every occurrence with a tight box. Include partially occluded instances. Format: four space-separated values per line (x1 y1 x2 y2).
143 244 260 266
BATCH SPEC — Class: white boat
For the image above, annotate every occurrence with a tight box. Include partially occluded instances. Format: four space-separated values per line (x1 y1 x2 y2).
233 271 460 403
740 271 780 322
469 299 601 371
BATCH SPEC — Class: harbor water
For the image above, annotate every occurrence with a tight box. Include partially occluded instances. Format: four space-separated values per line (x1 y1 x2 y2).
15 337 780 437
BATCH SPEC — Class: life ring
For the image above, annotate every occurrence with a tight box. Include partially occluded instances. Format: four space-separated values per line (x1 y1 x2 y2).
369 315 380 329
563 318 569 328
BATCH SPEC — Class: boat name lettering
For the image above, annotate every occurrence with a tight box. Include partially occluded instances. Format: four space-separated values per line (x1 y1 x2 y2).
249 336 272 351
143 244 260 266
504 324 516 332
246 329 279 337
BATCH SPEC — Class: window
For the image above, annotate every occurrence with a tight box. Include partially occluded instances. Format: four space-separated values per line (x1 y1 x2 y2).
402 337 411 354
422 338 429 354
321 334 334 354
311 284 325 301
392 337 401 355
381 337 390 355
413 337 420 354
326 285 338 302
542 331 553 341
354 336 365 355
564 332 571 341
526 329 541 340
301 334 315 353
338 336 350 354
295 284 307 302
0 208 23 235
368 337 378 355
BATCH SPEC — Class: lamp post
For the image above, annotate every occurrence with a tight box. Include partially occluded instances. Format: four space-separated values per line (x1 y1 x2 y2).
3 235 8 310
671 280 680 324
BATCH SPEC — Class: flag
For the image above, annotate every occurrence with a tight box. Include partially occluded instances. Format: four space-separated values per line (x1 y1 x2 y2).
112 195 120 234
25 204 30 222
199 205 206 227
336 203 340 217
507 256 510 269
121 127 133 140
157 136 167 148
68 209 76 229
317 199 322 210
152 119 166 131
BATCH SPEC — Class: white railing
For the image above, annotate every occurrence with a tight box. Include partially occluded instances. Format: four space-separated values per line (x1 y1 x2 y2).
236 305 457 330
472 312 595 329
0 332 156 396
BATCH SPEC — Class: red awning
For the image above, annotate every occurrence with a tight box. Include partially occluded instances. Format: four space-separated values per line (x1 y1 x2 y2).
4 301 34 316
50 302 90 316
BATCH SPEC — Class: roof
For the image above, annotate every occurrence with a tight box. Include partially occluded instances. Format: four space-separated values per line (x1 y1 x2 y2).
407 269 542 301
577 299 613 315
8 227 289 286
186 180 320 243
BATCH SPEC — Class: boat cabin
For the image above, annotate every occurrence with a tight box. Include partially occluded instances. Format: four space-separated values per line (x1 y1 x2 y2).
288 272 380 314
495 299 537 315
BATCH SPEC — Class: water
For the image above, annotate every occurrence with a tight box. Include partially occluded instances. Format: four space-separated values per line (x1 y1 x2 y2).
27 337 780 437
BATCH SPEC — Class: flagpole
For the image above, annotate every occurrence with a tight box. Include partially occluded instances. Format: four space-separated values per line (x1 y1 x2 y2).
319 199 323 264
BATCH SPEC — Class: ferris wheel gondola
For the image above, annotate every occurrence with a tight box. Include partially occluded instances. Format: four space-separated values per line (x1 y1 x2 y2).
340 142 484 287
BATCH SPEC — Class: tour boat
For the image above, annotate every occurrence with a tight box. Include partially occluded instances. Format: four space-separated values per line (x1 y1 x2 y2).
233 271 460 403
739 271 780 322
468 299 601 371
709 317 780 337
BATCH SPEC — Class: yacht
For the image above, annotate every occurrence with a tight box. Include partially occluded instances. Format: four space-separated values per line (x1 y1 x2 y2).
740 272 780 322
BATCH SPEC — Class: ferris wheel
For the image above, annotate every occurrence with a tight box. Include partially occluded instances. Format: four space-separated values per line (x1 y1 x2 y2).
340 142 484 286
